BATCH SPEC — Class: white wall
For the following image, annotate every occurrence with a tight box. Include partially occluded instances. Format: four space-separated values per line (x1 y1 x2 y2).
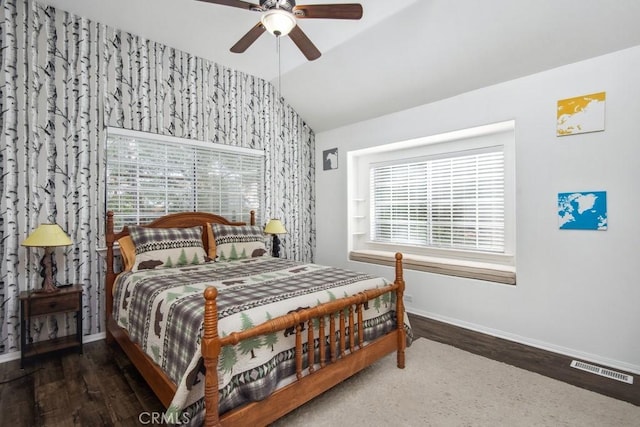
315 45 640 374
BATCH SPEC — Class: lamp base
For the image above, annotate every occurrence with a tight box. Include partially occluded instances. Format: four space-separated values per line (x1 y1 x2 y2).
37 248 61 293
271 234 281 258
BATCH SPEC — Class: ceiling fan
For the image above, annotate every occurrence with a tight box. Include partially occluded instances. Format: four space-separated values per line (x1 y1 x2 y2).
197 0 363 61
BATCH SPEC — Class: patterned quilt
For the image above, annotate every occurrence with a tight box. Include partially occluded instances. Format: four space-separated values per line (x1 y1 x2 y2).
112 257 412 424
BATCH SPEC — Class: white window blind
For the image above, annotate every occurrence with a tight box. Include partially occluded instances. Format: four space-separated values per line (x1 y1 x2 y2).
106 129 264 229
370 148 504 253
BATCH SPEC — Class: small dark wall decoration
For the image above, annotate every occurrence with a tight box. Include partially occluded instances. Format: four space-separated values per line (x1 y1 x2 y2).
323 148 338 170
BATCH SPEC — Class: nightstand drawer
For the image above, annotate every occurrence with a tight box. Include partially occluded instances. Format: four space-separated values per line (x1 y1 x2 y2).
27 293 80 316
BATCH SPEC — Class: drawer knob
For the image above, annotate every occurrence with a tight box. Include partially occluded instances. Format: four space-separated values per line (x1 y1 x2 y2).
49 301 58 308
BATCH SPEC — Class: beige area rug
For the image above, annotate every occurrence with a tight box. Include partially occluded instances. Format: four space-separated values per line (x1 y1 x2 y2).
272 338 640 427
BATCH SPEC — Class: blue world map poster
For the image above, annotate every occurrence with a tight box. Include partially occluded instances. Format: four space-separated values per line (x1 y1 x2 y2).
558 191 607 230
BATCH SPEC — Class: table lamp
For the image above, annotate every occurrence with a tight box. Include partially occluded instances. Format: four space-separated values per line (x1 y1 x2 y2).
264 219 287 258
22 223 73 292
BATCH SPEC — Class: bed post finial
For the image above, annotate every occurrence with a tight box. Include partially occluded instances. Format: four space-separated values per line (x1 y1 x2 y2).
395 252 403 283
202 286 222 427
250 210 256 226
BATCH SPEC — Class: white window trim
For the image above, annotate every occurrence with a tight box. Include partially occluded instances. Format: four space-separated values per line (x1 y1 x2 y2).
347 120 516 285
107 127 263 157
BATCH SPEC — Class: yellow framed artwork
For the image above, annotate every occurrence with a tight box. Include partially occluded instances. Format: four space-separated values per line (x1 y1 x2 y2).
557 91 606 136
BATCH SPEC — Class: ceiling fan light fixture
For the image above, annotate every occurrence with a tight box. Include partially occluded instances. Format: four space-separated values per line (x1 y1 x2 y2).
261 9 296 37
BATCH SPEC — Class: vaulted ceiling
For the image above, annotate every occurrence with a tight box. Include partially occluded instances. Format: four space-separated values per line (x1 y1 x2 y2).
38 0 640 133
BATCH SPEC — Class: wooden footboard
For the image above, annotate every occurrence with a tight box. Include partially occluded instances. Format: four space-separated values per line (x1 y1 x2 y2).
105 211 406 426
202 253 406 427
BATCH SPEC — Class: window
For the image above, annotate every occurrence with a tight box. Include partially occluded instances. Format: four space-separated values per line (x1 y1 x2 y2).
348 121 515 284
106 128 264 230
371 148 504 252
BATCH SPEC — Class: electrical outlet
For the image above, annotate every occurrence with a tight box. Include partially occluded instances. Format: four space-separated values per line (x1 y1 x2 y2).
405 294 413 303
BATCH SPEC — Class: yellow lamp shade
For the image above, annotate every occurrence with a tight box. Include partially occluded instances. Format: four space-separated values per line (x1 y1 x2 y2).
264 219 287 235
22 224 73 247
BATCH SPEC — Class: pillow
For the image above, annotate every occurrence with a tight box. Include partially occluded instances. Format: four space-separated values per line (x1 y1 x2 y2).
211 223 267 261
128 226 207 271
118 236 136 271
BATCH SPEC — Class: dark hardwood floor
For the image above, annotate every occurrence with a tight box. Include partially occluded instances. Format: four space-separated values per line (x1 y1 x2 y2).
0 339 165 426
1 313 637 426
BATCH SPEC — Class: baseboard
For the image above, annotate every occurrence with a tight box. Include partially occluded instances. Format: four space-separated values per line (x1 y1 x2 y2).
0 350 20 364
407 308 640 375
84 332 107 343
0 332 107 364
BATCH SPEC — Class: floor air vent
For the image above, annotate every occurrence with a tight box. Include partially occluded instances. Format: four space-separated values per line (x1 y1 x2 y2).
570 360 634 384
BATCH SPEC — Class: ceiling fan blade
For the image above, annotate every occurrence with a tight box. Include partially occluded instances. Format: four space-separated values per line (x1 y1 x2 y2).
230 22 266 53
293 3 363 20
196 0 258 10
288 25 321 61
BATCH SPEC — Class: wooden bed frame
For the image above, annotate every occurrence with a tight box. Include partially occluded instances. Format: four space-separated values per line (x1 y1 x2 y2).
105 211 407 427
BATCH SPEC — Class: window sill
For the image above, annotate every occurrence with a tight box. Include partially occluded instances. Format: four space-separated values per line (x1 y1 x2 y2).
349 250 516 285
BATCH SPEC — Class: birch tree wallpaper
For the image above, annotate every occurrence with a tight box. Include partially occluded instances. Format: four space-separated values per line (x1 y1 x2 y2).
0 0 316 355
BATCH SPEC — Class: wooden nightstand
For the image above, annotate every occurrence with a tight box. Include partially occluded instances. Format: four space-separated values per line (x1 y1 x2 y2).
19 285 83 368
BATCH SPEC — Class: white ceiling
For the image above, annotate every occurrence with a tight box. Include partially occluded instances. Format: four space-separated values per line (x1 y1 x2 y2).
38 0 640 133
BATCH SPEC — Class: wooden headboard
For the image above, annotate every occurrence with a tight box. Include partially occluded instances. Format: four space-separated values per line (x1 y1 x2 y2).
104 210 256 325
